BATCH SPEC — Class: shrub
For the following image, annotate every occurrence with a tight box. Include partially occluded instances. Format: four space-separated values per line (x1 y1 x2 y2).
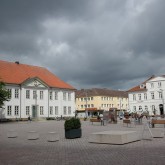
64 117 81 131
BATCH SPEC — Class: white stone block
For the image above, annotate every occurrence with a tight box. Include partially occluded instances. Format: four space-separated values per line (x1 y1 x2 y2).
28 131 39 140
150 128 164 138
7 130 17 138
47 132 59 142
89 131 140 144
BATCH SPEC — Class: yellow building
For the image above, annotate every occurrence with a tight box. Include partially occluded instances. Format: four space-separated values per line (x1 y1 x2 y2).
75 88 128 117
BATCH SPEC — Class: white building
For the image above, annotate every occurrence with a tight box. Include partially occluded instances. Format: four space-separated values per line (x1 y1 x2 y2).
0 60 76 120
128 75 165 115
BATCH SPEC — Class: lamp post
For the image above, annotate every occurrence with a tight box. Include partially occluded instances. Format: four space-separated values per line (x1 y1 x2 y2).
85 90 88 118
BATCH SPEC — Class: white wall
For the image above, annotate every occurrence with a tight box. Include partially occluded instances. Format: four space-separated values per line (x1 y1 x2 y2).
128 76 165 115
2 83 75 119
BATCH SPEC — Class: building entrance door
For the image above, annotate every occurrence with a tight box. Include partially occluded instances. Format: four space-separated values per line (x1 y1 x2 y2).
32 105 38 118
159 104 164 115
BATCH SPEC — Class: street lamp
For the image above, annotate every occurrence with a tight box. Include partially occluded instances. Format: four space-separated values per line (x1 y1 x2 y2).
85 90 88 118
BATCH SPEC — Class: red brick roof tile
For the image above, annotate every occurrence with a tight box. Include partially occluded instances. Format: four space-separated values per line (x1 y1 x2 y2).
0 60 75 90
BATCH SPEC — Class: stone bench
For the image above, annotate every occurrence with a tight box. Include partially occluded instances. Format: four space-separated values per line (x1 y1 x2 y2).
47 132 59 142
151 119 165 128
28 131 39 140
7 130 17 138
88 131 140 144
150 128 164 138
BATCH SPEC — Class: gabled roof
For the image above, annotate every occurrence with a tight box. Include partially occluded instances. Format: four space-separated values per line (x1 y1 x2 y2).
0 60 75 90
127 75 155 92
76 88 128 98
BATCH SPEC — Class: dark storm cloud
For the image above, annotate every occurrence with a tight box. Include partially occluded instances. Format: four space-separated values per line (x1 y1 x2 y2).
0 0 165 90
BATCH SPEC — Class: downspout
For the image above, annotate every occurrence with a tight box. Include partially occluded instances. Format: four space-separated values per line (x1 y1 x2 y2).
20 85 22 119
48 88 49 118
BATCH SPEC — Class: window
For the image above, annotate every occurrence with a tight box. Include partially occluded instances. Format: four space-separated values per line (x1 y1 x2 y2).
151 83 154 88
158 82 161 88
133 94 136 101
40 91 43 100
145 106 148 112
55 91 58 100
91 104 94 107
26 90 30 99
7 106 12 116
26 106 30 115
91 97 93 100
133 106 136 112
151 92 154 99
81 105 83 108
33 90 37 99
68 107 71 115
63 106 67 115
81 98 83 101
40 106 44 115
7 89 12 99
55 106 58 115
15 106 19 116
138 94 141 100
49 91 53 100
144 93 147 100
50 106 53 115
68 93 71 101
63 92 66 100
159 92 163 99
152 105 155 111
15 89 19 98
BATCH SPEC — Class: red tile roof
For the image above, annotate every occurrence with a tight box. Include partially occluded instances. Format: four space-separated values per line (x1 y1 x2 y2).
76 88 128 98
127 75 155 92
0 60 75 90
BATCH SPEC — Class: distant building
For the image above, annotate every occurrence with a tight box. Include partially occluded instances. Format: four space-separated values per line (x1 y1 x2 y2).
0 60 76 120
128 75 165 115
75 88 128 117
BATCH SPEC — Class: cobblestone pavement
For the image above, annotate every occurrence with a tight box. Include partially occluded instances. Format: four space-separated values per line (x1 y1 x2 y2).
0 120 165 165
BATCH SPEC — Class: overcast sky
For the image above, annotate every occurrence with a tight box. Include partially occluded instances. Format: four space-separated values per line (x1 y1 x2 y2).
0 0 165 90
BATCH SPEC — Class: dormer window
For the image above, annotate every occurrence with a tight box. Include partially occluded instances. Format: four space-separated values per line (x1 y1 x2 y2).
140 84 145 89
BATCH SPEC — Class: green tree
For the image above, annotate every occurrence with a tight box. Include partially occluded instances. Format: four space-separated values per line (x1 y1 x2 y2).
0 82 9 108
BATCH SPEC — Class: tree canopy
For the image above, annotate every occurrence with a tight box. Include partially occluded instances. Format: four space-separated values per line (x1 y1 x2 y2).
0 82 9 108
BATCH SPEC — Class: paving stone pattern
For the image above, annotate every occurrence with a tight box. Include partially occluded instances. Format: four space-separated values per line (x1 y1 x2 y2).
0 120 165 165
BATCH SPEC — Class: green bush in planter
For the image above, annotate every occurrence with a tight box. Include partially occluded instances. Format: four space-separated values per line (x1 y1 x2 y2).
64 117 81 131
